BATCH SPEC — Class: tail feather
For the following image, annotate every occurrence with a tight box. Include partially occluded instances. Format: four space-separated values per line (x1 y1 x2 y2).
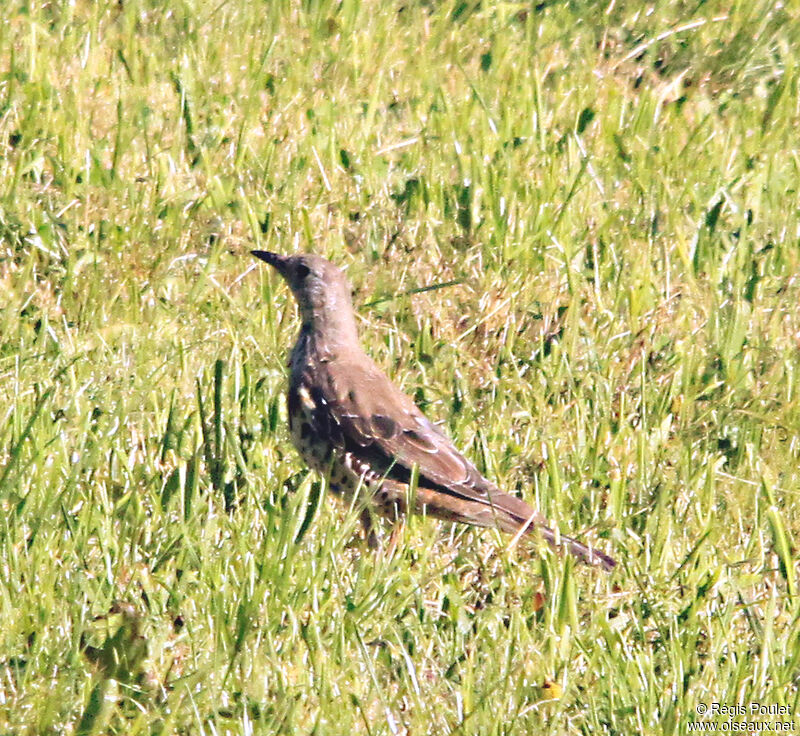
405 485 617 571
536 525 617 571
482 491 617 571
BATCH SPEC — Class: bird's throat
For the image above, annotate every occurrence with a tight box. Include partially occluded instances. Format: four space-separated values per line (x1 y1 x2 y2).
300 303 360 353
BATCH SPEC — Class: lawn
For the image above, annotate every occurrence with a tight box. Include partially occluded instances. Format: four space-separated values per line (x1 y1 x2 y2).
1 0 798 733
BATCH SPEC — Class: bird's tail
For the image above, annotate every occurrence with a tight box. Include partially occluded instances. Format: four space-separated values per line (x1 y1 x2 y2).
535 524 617 571
411 485 617 570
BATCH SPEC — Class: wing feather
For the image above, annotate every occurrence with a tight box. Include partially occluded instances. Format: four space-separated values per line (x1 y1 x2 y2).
294 351 617 569
307 354 513 508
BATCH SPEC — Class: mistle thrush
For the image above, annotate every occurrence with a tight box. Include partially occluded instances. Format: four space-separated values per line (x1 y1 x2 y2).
253 251 616 570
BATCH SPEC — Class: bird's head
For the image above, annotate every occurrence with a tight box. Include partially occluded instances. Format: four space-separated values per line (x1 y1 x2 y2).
252 251 358 343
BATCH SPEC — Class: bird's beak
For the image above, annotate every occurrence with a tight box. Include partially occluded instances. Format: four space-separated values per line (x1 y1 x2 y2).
251 250 289 276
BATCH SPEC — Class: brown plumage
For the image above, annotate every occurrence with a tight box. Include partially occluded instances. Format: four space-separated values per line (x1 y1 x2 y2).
253 251 616 571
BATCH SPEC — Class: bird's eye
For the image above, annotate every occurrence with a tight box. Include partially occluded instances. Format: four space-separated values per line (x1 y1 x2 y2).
296 264 311 279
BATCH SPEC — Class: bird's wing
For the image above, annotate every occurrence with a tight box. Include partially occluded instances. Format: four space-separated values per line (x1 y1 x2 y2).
305 354 536 520
298 353 617 570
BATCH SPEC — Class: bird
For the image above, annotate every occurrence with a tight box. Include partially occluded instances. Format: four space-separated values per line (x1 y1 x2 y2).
252 251 616 570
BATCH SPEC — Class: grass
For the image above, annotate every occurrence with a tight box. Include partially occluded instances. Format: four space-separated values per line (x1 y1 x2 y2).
1 0 799 733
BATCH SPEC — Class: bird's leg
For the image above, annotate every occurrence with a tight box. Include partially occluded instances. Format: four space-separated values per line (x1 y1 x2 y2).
385 519 406 558
360 507 380 550
359 507 405 556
